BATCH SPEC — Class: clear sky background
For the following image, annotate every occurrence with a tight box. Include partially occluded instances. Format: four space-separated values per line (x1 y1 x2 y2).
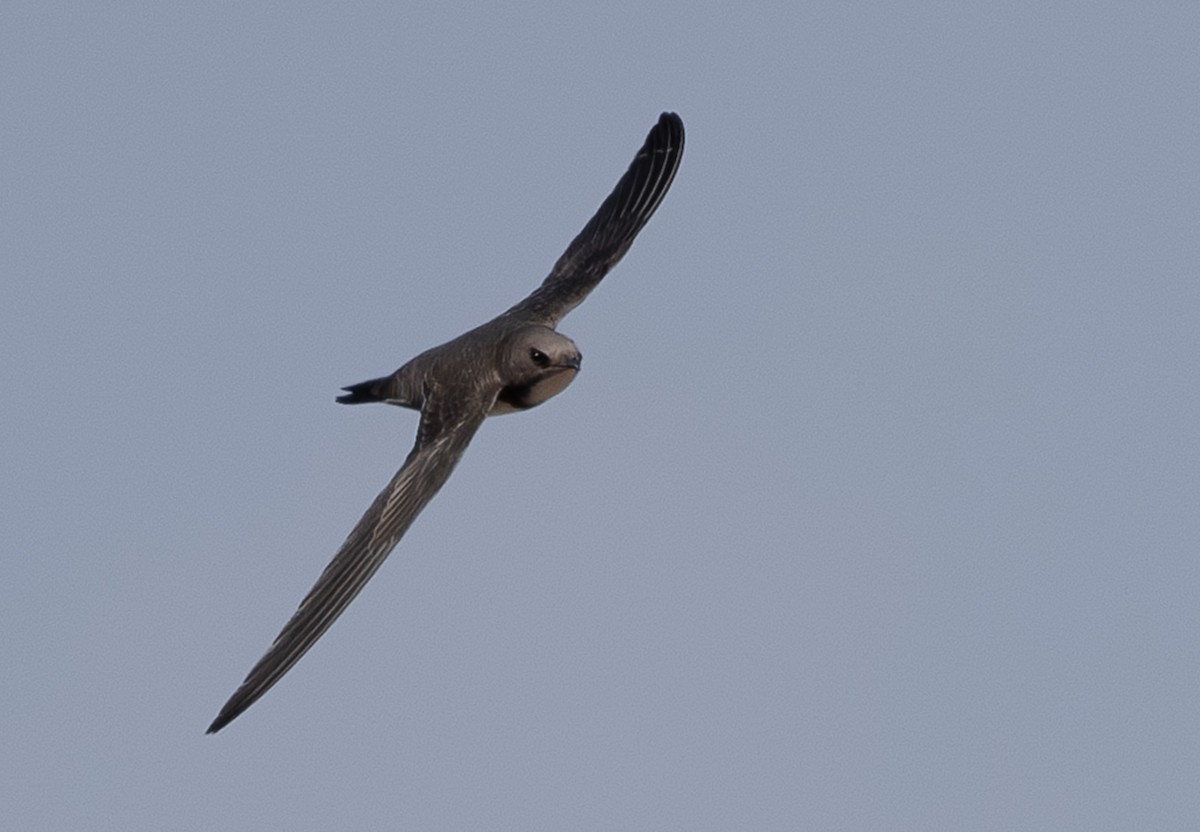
3 3 1197 829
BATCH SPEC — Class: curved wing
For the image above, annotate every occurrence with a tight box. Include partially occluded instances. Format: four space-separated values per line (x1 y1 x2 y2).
207 388 491 733
506 112 684 327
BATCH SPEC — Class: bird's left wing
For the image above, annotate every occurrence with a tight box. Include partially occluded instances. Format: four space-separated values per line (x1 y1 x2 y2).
207 386 492 733
504 112 684 327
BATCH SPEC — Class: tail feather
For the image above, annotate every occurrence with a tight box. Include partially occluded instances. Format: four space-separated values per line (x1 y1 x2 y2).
336 377 390 405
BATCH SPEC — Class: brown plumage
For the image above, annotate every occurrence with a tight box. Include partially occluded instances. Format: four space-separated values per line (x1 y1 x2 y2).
208 113 684 733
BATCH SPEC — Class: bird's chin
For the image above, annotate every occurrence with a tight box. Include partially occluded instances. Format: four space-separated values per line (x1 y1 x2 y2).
535 366 579 403
492 367 580 415
522 366 579 407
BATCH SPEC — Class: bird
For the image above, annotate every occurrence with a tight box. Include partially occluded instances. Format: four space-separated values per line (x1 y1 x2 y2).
207 112 684 733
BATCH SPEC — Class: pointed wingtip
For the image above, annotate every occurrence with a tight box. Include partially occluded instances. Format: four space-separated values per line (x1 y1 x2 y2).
206 696 247 734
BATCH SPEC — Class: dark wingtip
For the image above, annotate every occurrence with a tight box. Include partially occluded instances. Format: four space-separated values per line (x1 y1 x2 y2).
206 712 232 735
656 112 684 141
207 689 253 734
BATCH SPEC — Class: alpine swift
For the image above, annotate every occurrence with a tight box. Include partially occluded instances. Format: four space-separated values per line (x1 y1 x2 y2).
207 112 684 733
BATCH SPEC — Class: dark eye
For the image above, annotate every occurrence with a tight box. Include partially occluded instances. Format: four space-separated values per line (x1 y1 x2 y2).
530 348 550 368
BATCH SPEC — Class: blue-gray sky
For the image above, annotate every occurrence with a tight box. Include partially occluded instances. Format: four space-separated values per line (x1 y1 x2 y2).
4 2 1198 829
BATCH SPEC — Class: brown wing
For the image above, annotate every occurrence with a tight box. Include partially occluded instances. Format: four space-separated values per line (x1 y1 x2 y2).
207 387 491 733
505 112 684 327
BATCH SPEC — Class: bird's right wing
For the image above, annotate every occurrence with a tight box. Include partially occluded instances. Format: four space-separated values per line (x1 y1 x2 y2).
207 385 492 733
505 112 684 327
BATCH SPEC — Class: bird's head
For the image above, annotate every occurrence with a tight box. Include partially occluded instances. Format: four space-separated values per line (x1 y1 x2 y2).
494 326 582 413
